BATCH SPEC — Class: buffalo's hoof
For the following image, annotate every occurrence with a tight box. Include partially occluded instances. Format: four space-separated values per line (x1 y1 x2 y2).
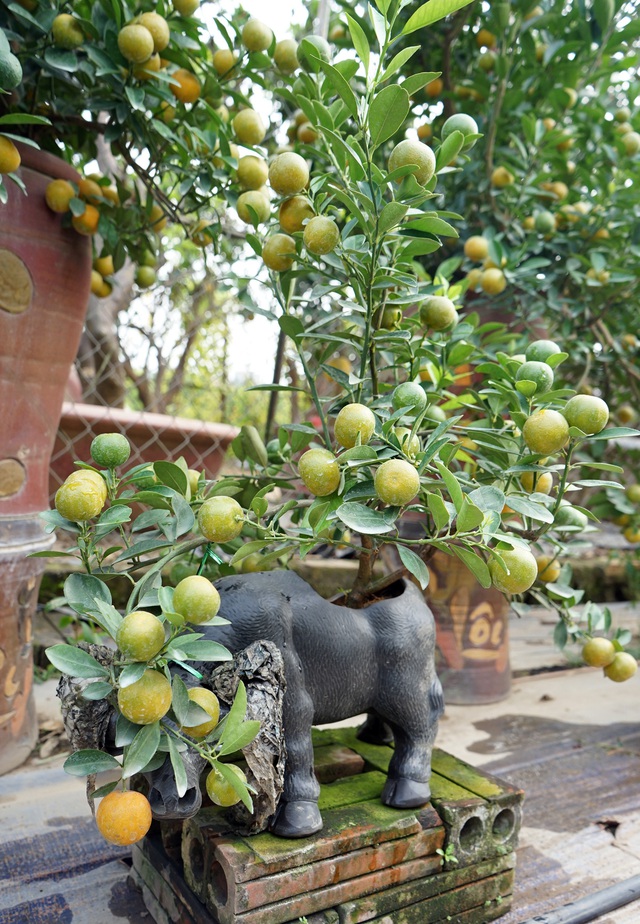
382 777 431 809
270 800 323 838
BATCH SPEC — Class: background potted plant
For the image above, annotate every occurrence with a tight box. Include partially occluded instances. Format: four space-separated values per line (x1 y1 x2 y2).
27 0 639 860
0 0 281 771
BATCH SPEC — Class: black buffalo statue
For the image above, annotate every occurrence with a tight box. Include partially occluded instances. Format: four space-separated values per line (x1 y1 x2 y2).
59 570 443 839
150 570 444 838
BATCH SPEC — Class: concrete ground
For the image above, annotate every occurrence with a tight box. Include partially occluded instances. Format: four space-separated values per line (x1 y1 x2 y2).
1 602 640 923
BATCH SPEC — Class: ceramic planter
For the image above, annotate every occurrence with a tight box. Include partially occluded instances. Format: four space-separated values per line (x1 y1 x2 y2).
0 143 91 773
428 550 511 704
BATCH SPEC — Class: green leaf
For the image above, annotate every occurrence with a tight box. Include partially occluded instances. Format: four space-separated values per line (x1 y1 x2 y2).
115 714 140 748
222 680 248 743
515 380 537 398
369 85 410 148
0 114 51 126
434 461 464 512
174 638 233 662
170 675 191 726
63 749 121 777
217 720 262 757
426 492 451 531
154 461 188 494
46 644 110 679
377 202 408 237
239 425 269 468
279 315 304 338
403 215 458 238
586 427 639 441
230 539 272 565
339 446 378 463
451 546 492 588
317 60 358 119
435 131 465 171
90 599 123 640
397 545 430 589
94 505 131 538
44 46 80 71
456 497 484 533
401 71 441 96
64 572 111 616
119 662 147 688
91 780 119 800
346 13 370 73
403 0 476 35
379 46 420 84
81 681 113 701
335 502 398 534
504 495 555 523
123 722 161 779
173 494 196 537
168 734 188 797
213 759 253 812
468 486 506 513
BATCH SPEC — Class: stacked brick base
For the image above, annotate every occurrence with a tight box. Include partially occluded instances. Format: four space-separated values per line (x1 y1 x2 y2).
131 727 523 924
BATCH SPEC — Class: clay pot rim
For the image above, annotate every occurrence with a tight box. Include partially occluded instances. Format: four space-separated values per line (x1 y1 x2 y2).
15 141 81 185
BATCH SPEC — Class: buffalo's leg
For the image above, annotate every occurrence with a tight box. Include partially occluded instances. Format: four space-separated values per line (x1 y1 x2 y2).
357 712 394 746
270 667 322 838
381 677 444 809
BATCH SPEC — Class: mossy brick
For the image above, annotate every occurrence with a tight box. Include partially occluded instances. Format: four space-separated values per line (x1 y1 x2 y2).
332 853 515 923
363 867 514 924
182 810 239 901
431 748 523 804
212 855 444 924
182 800 425 889
314 743 365 783
318 771 387 810
326 726 393 773
161 819 186 863
213 826 445 917
138 833 513 924
134 835 218 924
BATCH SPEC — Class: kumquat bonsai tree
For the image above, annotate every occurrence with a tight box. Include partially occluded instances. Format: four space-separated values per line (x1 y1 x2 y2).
21 0 640 848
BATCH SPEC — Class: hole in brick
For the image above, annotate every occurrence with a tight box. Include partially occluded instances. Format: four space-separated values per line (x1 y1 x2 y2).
208 860 229 907
492 808 516 841
189 839 205 882
459 815 484 849
209 860 229 906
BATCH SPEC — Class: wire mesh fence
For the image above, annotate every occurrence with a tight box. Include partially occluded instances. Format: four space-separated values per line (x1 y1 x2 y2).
48 293 239 504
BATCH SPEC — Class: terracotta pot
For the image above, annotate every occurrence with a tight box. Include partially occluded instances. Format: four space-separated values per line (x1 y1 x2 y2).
428 551 512 704
0 143 91 773
0 144 92 515
50 403 239 500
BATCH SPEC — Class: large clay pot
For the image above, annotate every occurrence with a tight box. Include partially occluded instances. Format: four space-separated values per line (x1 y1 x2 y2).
0 143 92 773
428 551 512 704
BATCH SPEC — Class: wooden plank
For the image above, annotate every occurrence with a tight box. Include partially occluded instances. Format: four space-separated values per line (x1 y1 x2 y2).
334 854 515 923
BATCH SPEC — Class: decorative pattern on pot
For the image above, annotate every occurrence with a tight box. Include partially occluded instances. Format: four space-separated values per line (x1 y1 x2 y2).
428 551 511 705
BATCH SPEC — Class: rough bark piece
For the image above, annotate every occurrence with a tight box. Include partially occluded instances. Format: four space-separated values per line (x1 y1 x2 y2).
206 640 286 835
